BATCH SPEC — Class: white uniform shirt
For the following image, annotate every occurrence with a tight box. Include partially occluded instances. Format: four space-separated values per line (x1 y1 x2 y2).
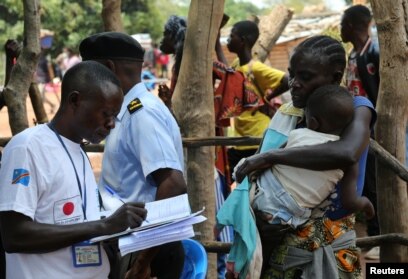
99 83 184 210
272 128 344 208
0 124 109 279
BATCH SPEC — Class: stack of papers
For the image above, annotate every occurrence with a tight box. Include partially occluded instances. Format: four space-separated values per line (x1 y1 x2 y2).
119 214 206 256
90 194 206 255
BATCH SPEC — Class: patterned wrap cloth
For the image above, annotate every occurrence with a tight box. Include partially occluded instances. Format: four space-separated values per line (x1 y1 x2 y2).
263 215 361 279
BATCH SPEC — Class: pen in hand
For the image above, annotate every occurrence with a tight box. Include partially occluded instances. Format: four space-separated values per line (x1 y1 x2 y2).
104 184 149 224
104 184 125 204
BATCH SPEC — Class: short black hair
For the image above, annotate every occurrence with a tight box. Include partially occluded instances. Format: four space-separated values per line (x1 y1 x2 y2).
61 61 121 104
164 15 187 76
343 5 372 28
307 84 354 133
294 35 346 74
233 20 259 47
164 15 187 42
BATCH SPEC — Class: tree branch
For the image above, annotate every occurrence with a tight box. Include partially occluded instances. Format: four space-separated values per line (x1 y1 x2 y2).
2 0 41 135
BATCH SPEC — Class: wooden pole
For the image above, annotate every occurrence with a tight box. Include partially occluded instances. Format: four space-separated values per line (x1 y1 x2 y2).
201 233 408 253
2 0 41 135
370 0 408 262
171 1 224 277
28 83 49 124
3 39 48 125
1 137 407 184
369 139 408 183
252 5 294 63
101 0 124 32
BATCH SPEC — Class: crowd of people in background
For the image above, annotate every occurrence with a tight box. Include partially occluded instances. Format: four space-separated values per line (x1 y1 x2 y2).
0 3 399 279
18 39 172 115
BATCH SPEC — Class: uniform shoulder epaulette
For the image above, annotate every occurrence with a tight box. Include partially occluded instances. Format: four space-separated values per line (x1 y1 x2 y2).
127 98 143 114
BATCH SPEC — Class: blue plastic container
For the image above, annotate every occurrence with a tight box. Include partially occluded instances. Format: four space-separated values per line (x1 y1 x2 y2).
180 239 208 279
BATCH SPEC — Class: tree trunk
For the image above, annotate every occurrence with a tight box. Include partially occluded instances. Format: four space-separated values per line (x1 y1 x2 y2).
354 0 367 4
370 0 408 262
29 83 48 124
3 0 41 135
171 0 224 277
101 0 124 32
252 5 294 63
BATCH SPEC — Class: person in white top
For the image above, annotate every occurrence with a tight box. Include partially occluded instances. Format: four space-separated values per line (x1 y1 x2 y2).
251 85 375 227
79 32 187 279
0 61 147 279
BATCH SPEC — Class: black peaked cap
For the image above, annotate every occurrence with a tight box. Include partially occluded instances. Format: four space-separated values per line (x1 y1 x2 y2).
79 32 145 62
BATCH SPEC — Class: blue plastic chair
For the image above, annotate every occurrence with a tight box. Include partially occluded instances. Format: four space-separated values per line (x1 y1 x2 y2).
180 239 208 279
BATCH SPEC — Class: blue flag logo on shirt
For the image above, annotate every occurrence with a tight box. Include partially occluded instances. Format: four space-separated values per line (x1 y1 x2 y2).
12 169 30 187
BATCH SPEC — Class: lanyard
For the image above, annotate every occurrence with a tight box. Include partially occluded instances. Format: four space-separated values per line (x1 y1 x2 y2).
48 124 87 221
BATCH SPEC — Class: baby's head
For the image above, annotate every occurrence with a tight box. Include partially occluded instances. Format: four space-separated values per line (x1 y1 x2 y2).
305 85 354 135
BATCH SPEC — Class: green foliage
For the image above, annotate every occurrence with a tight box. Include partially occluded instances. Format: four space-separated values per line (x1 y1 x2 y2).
123 0 165 42
0 0 24 41
42 1 104 53
260 0 323 14
122 0 149 12
0 0 264 52
0 0 104 55
224 1 262 25
0 0 263 84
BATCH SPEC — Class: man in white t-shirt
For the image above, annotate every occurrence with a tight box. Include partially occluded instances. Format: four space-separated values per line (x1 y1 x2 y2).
0 61 147 279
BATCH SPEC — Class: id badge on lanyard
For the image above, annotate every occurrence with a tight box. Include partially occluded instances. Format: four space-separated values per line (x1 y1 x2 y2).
48 124 100 268
72 241 102 267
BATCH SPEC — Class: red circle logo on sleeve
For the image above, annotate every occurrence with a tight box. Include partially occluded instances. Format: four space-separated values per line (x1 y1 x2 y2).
63 202 75 215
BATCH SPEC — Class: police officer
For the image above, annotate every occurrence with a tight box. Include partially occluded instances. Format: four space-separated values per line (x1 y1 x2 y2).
79 32 187 279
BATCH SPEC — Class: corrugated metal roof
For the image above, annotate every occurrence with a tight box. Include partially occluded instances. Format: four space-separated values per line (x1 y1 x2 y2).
277 12 341 44
220 11 341 45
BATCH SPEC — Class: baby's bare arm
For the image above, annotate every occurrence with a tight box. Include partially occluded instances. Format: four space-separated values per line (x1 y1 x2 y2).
340 163 375 219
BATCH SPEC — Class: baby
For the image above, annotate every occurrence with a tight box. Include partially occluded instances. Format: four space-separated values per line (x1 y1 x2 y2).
251 84 375 227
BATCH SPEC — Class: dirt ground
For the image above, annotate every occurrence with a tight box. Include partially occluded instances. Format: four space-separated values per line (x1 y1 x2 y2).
0 88 378 275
